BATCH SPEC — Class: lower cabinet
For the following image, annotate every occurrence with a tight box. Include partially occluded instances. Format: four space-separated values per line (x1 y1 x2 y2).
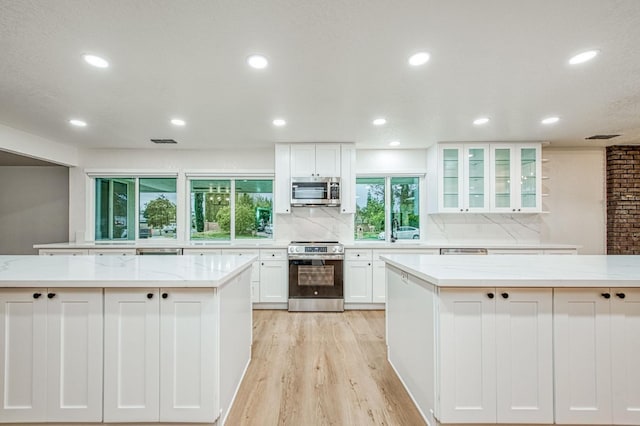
344 260 373 303
439 288 553 424
259 249 288 303
554 288 640 425
104 288 217 423
0 288 103 423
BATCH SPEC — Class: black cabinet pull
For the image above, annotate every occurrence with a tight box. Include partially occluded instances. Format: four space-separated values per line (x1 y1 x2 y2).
33 293 42 299
501 292 509 299
162 293 168 299
368 263 371 266
271 253 275 257
487 293 495 299
147 293 154 299
602 292 611 299
261 262 265 266
47 293 56 299
616 292 626 299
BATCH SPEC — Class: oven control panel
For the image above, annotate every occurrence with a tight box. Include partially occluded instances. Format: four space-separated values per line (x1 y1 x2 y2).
288 243 344 256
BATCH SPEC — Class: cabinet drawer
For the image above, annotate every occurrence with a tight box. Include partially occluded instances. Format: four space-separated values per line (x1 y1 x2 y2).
91 249 137 256
260 249 287 260
222 249 259 258
183 249 222 256
39 249 89 256
345 249 372 261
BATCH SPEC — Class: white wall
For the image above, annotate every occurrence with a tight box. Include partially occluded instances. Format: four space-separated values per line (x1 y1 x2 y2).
0 166 69 254
540 147 606 254
0 124 78 166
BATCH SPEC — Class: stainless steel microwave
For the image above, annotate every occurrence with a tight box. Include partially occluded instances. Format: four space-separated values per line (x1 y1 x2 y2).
291 177 340 207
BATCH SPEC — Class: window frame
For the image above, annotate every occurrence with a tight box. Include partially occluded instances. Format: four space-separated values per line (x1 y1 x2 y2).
354 174 425 243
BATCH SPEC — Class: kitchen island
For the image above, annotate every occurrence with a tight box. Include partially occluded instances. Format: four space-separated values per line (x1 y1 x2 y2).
381 254 640 426
0 254 255 425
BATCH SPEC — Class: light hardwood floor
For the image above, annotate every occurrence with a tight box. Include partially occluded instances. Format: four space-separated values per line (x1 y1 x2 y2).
226 310 426 426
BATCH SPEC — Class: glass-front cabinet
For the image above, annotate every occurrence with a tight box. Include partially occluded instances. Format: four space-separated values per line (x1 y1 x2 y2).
490 144 541 212
437 144 489 212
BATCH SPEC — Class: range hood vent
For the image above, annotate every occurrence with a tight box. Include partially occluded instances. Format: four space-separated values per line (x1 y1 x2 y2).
150 138 178 144
585 134 621 140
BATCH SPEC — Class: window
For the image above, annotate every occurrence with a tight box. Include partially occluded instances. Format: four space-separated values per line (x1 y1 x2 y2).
95 176 177 241
189 178 273 241
95 178 135 240
139 178 177 239
354 176 421 241
235 180 273 240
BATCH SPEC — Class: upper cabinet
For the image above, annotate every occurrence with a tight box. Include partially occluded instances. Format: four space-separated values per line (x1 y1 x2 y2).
275 143 355 214
290 143 341 177
428 142 541 213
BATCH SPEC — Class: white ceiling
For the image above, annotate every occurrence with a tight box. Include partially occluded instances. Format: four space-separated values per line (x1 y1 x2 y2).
1 0 640 151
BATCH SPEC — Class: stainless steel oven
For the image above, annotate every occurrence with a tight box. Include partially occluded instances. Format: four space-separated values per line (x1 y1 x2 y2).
288 241 344 312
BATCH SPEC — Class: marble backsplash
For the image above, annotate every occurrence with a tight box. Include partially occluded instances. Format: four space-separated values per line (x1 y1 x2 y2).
276 209 541 244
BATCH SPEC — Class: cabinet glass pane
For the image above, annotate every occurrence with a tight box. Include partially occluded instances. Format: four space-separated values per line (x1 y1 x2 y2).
467 148 485 208
494 148 511 208
442 148 459 208
354 177 385 241
520 148 537 208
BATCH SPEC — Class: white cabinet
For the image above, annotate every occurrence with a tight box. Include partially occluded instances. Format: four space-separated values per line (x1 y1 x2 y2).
275 143 291 214
372 260 386 303
290 143 341 177
259 249 288 303
439 288 553 424
345 260 373 303
90 248 137 256
340 144 356 214
221 249 260 303
104 288 217 423
182 248 222 256
430 143 490 213
554 288 640 425
0 288 103 423
490 143 542 212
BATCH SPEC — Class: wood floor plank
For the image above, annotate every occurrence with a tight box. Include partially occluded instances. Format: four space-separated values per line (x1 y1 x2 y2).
226 310 426 426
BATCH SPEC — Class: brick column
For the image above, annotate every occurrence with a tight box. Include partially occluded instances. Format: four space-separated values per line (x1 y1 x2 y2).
607 146 640 254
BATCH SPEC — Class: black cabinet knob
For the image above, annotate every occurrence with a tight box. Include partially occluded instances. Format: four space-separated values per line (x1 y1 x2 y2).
162 293 168 299
512 209 516 212
368 263 371 266
33 293 42 299
616 292 626 299
487 293 495 299
47 293 56 299
460 209 464 212
271 254 275 257
261 262 265 266
147 293 154 299
602 292 611 299
501 292 509 299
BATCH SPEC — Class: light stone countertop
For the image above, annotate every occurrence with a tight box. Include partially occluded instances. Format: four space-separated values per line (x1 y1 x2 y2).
0 254 256 288
381 254 640 287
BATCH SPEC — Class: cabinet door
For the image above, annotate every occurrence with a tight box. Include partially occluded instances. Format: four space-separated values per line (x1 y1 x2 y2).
46 288 103 422
344 260 373 303
274 143 291 214
516 145 541 212
464 144 490 212
438 145 464 212
439 288 497 423
554 288 612 424
0 289 47 422
259 260 288 303
340 144 356 213
611 288 640 425
490 145 516 212
104 289 160 422
372 260 386 303
495 288 553 423
314 143 341 177
160 289 217 422
290 144 317 177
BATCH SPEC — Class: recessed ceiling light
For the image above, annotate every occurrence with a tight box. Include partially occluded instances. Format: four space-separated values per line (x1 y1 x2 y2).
69 119 87 127
569 50 599 65
473 117 490 125
389 140 400 147
541 116 560 125
272 119 286 127
408 52 430 66
373 118 387 126
82 54 109 68
247 54 268 69
170 118 186 126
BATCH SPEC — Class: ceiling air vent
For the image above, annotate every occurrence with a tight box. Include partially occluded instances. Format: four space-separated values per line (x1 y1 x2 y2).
150 138 178 144
585 134 621 140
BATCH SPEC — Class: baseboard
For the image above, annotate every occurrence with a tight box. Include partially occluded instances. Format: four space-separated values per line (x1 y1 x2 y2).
344 303 385 310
